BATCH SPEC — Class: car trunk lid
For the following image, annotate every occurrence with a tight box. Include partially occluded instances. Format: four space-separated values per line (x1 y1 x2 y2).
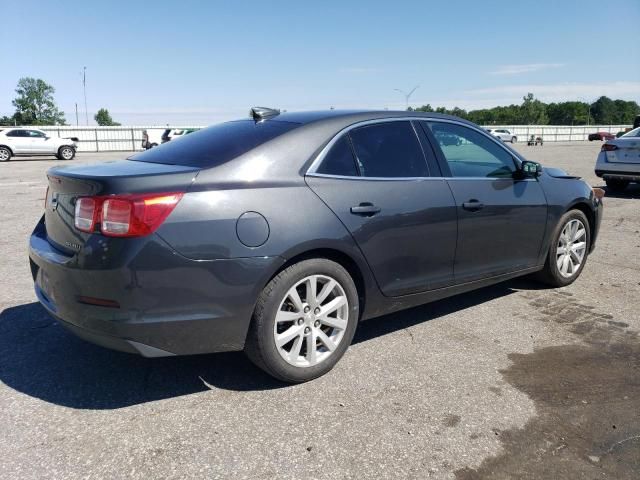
44 160 200 254
606 139 640 164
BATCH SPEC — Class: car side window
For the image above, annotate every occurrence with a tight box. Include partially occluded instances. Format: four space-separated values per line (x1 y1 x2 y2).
6 130 22 137
28 130 46 138
427 122 517 178
316 135 359 176
349 121 429 178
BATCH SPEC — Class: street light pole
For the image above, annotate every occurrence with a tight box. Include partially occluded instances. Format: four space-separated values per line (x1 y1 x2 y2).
83 66 88 125
394 85 419 110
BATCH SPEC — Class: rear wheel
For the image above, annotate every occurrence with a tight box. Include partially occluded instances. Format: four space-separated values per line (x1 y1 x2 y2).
0 147 11 162
57 146 75 160
536 210 590 287
245 258 359 383
605 178 629 193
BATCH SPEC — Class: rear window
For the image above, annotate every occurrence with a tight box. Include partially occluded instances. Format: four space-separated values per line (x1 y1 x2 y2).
129 120 300 168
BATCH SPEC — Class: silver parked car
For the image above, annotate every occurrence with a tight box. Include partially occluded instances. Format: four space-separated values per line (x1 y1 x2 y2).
487 128 517 143
595 127 640 192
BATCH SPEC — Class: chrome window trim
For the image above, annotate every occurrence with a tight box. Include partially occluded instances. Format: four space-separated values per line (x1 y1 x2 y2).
305 116 523 179
306 172 535 182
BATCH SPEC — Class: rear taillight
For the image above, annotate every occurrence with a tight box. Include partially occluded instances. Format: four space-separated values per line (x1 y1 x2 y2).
601 144 618 152
74 197 98 232
73 192 183 237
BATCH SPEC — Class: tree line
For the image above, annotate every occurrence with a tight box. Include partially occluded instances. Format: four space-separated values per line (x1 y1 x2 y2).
2 78 638 127
409 93 639 126
0 77 120 126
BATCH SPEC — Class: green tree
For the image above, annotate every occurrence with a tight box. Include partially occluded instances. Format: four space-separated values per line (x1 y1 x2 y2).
94 108 121 126
547 101 590 125
590 96 617 124
0 115 16 126
520 93 548 124
11 77 66 125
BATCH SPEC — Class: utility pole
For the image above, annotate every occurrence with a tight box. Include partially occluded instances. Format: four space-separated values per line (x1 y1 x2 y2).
394 85 419 110
83 66 88 125
75 103 79 126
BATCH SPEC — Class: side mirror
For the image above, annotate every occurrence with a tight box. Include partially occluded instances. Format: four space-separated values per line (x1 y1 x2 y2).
519 160 542 178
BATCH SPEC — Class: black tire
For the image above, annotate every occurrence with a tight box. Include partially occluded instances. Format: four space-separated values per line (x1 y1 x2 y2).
605 179 629 193
0 146 11 162
244 258 359 383
57 146 75 160
536 209 591 288
511 136 517 143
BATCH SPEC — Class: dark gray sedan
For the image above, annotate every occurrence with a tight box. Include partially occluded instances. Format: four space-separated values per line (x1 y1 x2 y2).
29 109 603 382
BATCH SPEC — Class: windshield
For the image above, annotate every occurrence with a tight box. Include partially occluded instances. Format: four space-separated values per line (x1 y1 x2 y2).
130 120 300 168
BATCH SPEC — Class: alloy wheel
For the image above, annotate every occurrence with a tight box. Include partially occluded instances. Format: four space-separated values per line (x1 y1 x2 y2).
556 219 587 278
0 149 9 161
61 148 74 160
273 274 349 367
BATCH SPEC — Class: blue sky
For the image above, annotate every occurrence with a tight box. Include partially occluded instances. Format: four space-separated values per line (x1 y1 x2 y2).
2 0 639 125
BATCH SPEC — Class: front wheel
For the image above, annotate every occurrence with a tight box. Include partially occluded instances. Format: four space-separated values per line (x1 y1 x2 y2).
57 146 75 160
511 136 517 143
536 210 590 287
0 146 11 162
245 259 359 383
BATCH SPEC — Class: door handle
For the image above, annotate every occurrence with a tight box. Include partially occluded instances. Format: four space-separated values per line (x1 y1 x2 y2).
350 202 381 216
462 200 484 211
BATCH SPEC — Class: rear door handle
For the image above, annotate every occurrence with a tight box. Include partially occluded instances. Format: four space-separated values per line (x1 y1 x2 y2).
350 203 381 216
462 200 484 211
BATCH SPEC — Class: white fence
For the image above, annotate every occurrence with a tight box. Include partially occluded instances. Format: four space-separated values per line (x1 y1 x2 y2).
20 124 634 153
484 125 630 143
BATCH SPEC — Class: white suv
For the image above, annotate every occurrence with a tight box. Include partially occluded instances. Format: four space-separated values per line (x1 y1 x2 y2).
0 128 77 161
487 128 517 143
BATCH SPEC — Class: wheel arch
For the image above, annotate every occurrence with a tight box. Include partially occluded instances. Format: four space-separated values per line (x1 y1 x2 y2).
566 200 595 242
266 247 368 319
0 144 14 155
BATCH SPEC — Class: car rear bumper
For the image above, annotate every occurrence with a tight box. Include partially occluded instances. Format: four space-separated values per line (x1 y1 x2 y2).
29 217 284 357
595 152 640 181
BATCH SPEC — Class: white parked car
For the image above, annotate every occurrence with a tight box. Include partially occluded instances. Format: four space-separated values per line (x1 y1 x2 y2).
0 128 77 161
595 126 640 192
487 128 517 143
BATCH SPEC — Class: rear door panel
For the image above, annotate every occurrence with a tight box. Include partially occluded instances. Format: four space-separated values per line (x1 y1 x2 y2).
307 176 457 295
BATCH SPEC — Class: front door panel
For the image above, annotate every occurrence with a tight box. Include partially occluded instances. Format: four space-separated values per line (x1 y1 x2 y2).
446 178 547 282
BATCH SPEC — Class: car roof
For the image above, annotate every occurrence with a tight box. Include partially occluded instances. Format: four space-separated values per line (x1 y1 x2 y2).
267 109 475 127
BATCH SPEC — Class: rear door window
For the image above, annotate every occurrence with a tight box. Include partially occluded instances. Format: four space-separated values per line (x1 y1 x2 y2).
130 120 300 168
316 136 359 176
349 121 429 178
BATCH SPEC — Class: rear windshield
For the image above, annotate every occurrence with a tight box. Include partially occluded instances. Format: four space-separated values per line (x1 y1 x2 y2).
129 120 300 168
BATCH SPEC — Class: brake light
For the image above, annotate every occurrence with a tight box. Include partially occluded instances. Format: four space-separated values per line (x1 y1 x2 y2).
601 144 618 152
74 197 98 232
73 192 183 237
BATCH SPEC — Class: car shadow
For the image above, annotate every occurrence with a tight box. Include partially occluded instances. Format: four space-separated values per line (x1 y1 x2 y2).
0 278 544 410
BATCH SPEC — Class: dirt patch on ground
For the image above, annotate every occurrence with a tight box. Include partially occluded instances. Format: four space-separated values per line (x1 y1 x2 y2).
456 291 640 480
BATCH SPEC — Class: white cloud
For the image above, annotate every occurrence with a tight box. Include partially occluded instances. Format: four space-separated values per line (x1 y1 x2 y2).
489 63 564 75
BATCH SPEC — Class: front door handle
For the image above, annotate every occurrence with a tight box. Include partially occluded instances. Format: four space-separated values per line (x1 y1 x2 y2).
462 200 484 211
350 202 381 216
